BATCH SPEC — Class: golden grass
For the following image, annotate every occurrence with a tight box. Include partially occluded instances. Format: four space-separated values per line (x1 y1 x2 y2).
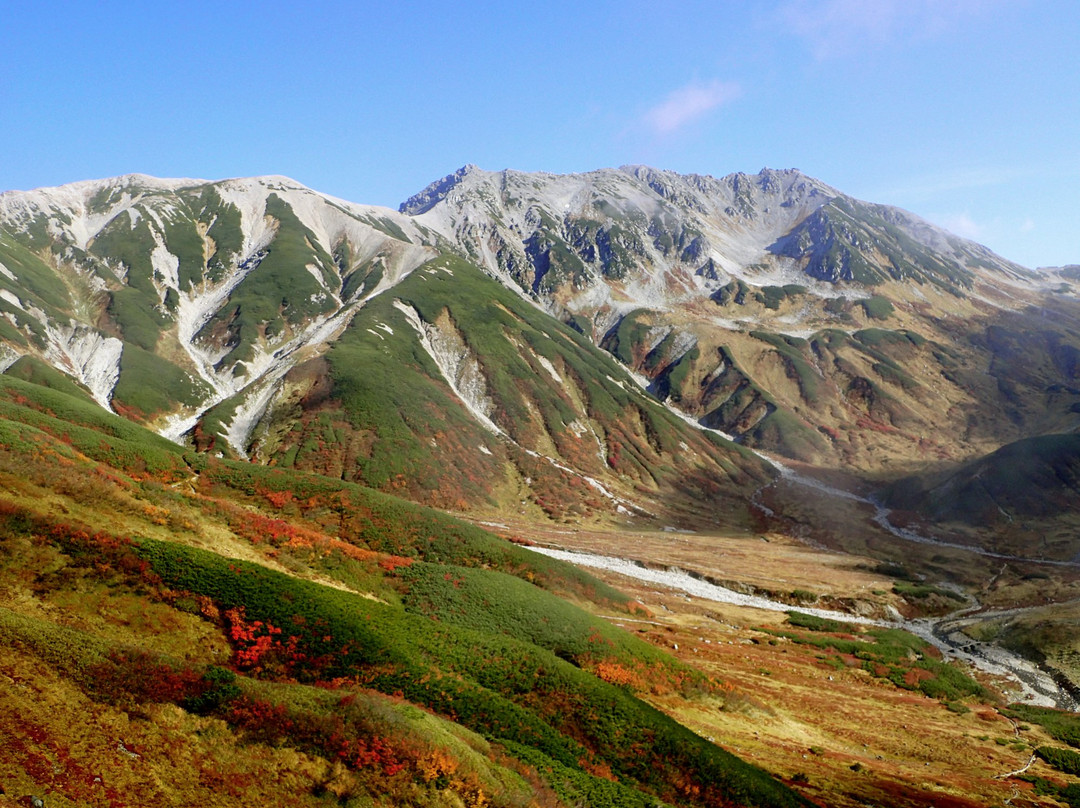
506 519 1079 807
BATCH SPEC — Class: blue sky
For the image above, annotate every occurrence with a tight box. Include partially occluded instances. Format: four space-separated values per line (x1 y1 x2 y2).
2 0 1077 267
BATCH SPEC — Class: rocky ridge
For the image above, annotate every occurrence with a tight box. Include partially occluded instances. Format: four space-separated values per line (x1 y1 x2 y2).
2 166 1080 518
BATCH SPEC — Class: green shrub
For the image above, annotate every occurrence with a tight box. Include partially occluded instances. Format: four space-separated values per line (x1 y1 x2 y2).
197 457 631 606
501 740 659 808
132 537 809 807
0 377 188 477
3 356 95 402
785 611 846 633
1041 751 1080 782
768 618 987 702
892 581 965 602
1004 705 1080 748
112 343 211 419
395 561 706 694
858 296 894 320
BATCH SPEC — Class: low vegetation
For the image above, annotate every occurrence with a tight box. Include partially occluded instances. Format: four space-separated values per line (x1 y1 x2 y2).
0 375 809 807
767 612 989 703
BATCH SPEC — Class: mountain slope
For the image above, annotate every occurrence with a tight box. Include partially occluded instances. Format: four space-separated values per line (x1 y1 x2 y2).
3 167 1080 806
239 254 772 521
4 167 1080 515
0 372 810 808
0 174 439 424
402 164 1080 472
882 432 1080 560
0 174 774 525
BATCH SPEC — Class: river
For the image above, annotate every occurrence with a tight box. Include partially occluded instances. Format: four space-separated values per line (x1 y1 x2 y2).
527 544 1076 710
527 407 1078 709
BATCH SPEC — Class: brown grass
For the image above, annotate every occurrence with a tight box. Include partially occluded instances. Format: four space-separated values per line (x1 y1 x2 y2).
499 519 1076 807
0 645 345 808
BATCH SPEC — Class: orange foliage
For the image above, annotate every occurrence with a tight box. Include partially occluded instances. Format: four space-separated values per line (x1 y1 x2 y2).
903 668 936 687
211 496 413 572
417 748 459 782
578 757 617 782
265 489 293 508
111 400 147 422
378 555 414 572
224 607 303 675
591 661 649 691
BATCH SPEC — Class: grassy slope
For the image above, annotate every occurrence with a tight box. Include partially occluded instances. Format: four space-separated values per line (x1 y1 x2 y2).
260 254 772 522
886 433 1080 523
880 433 1080 563
0 375 808 808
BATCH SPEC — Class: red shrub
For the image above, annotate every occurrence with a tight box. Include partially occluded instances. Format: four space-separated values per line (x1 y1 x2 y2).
87 649 205 706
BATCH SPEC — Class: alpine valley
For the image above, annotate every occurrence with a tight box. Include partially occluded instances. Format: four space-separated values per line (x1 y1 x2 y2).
3 165 1080 808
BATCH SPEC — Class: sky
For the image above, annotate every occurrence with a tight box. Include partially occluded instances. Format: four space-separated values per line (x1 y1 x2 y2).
2 0 1077 268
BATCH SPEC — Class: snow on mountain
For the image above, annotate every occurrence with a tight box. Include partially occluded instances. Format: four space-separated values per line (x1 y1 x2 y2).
395 165 1080 475
0 174 438 449
42 322 123 410
0 167 1072 480
0 174 205 250
401 165 833 304
400 164 1032 326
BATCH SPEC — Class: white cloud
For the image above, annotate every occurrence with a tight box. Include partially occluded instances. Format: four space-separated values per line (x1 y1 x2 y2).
776 0 1002 59
939 212 983 239
880 165 1034 201
1020 218 1036 234
642 79 741 136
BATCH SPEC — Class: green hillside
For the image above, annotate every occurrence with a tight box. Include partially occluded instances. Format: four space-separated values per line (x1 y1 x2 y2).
0 373 809 808
242 255 773 522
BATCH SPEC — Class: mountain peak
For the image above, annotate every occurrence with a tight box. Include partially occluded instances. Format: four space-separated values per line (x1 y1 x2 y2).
0 173 203 208
398 164 490 215
0 163 1075 517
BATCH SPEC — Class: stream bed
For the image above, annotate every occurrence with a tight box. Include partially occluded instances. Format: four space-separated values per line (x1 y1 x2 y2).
528 545 1075 710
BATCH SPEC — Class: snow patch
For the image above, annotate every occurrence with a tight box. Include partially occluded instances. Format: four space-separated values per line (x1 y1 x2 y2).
224 378 283 459
529 545 1070 708
150 237 180 301
393 299 503 436
214 181 276 258
566 420 588 438
305 263 326 287
0 344 20 372
43 323 123 410
0 289 23 309
530 546 883 624
535 353 562 384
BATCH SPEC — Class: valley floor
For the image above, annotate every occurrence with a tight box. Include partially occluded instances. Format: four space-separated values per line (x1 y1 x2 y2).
488 519 1080 808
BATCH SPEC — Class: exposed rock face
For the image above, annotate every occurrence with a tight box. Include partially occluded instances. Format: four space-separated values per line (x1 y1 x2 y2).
402 164 1028 314
3 167 1080 496
400 164 1080 471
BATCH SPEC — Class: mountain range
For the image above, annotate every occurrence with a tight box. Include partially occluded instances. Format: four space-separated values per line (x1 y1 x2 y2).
3 165 1080 808
1 165 1078 535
